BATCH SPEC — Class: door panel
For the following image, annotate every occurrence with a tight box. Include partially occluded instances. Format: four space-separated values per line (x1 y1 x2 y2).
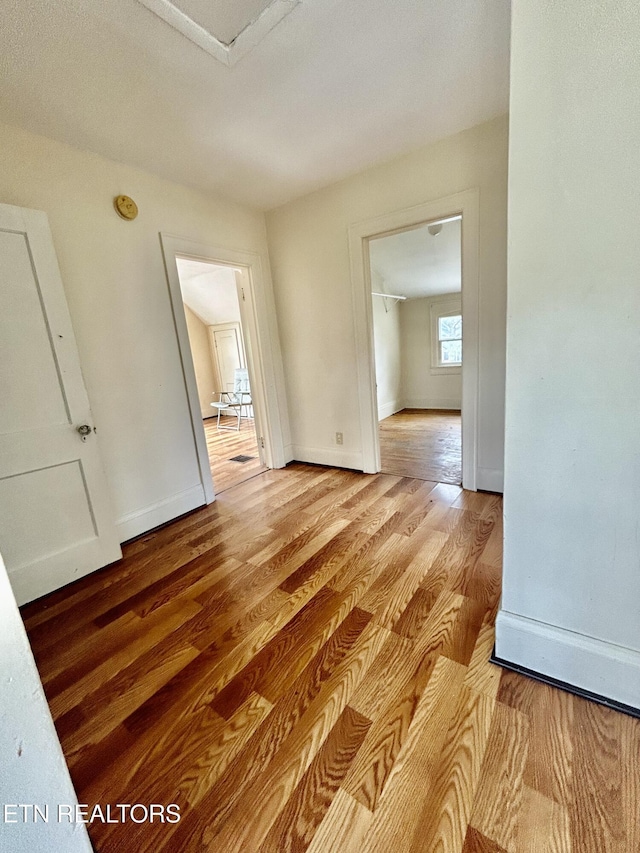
0 203 121 605
0 462 97 569
0 230 70 431
211 325 244 391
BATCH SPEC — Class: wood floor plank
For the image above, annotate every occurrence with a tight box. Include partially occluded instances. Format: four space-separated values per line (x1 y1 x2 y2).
350 591 465 721
469 701 530 851
441 595 487 666
372 530 447 630
306 789 373 853
620 712 640 853
341 646 438 811
258 704 372 853
358 656 467 852
522 681 573 805
408 685 496 853
568 698 625 852
462 826 509 853
211 586 340 719
518 786 572 853
59 640 201 759
463 617 502 700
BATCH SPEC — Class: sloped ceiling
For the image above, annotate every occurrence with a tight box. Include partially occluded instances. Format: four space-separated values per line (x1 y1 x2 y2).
369 219 461 299
0 0 510 209
177 259 241 326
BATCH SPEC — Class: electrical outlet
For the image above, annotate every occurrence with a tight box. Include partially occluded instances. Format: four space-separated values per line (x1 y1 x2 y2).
335 432 343 445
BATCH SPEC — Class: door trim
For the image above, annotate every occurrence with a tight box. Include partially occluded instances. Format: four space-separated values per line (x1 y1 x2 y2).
160 234 289 503
348 190 480 490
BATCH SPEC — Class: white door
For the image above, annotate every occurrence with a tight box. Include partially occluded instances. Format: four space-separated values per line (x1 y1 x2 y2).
0 203 121 605
211 324 244 392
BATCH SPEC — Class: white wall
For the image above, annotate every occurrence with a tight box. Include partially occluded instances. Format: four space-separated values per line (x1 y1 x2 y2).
0 553 92 853
372 272 402 420
0 120 288 541
266 116 507 485
401 295 462 411
497 0 640 708
184 305 217 419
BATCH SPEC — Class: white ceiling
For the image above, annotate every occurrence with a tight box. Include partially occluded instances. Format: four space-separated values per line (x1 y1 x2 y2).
176 258 241 325
369 218 461 299
0 0 510 209
174 0 276 45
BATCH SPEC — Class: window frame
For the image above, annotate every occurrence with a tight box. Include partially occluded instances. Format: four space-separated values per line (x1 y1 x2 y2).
430 298 462 374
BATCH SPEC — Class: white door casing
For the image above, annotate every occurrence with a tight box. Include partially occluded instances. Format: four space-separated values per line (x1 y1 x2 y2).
348 190 480 490
161 233 290 504
0 203 121 605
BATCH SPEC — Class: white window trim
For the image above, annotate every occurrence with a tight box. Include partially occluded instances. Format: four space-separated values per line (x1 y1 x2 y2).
430 297 462 375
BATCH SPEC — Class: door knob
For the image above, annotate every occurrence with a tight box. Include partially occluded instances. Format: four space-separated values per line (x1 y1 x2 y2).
76 424 93 440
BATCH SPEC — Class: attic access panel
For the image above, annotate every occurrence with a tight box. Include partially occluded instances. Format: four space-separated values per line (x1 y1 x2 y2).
137 0 300 65
176 0 275 45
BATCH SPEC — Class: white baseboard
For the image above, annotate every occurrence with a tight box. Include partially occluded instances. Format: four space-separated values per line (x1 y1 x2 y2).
283 443 295 464
378 400 403 421
116 484 206 542
476 467 504 493
495 609 640 709
292 445 363 471
403 397 462 410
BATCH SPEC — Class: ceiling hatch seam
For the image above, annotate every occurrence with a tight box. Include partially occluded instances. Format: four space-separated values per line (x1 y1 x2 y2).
135 0 301 66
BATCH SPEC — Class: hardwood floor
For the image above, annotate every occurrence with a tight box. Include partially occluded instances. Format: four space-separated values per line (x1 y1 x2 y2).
21 465 640 852
380 409 462 485
204 416 267 493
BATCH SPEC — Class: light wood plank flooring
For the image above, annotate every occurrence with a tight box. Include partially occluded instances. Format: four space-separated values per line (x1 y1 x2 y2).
204 416 267 493
22 465 640 852
380 408 462 485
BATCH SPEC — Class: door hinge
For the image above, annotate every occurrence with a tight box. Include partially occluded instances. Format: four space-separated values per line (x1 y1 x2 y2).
260 436 265 449
241 288 246 302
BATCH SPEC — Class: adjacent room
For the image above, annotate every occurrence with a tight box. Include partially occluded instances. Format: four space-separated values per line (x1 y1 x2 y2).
176 257 266 492
370 217 462 484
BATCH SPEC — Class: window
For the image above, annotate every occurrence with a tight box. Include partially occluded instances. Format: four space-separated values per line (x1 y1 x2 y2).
430 300 462 373
437 314 462 365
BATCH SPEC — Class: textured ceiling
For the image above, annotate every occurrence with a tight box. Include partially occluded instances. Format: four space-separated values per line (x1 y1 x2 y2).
0 0 510 209
369 219 461 299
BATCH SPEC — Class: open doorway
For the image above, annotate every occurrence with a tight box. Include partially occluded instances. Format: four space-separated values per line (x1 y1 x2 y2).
368 216 462 485
175 258 267 493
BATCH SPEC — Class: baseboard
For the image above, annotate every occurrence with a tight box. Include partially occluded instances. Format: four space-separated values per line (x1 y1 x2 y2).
476 467 504 493
495 609 640 710
490 651 640 720
402 398 462 410
291 445 363 471
116 484 206 542
378 400 403 420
